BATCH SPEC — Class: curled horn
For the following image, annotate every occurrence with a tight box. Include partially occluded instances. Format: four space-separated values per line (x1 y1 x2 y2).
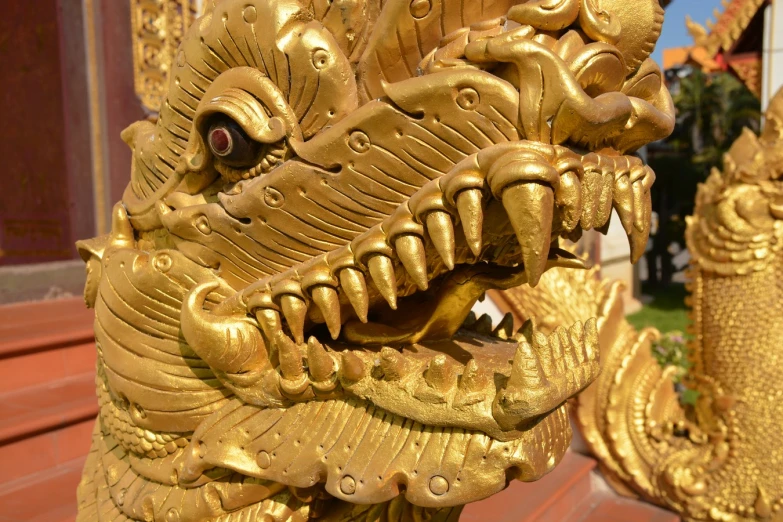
181 282 266 377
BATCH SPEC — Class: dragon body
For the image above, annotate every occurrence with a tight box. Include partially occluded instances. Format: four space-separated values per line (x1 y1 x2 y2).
75 0 672 519
501 90 783 521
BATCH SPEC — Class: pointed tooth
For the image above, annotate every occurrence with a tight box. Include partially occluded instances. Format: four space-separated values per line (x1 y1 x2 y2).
629 180 652 263
425 211 456 270
613 175 634 235
462 311 477 329
339 268 369 323
276 332 304 380
517 318 534 340
501 183 554 286
395 235 428 290
280 294 307 345
254 308 282 342
460 358 483 391
456 189 484 257
632 178 646 232
307 336 335 382
367 254 397 310
380 347 406 381
492 312 515 340
340 351 365 381
595 170 614 230
556 171 582 232
478 292 486 302
311 285 341 340
473 313 493 335
424 354 452 392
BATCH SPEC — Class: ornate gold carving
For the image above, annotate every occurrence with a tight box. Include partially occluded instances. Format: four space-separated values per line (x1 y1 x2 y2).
498 89 783 521
130 0 201 113
77 1 672 519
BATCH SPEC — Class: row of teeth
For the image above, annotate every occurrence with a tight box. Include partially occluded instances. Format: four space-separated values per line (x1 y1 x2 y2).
223 142 652 345
265 317 599 430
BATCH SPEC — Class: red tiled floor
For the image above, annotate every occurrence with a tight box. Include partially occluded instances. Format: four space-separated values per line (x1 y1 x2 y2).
461 452 596 522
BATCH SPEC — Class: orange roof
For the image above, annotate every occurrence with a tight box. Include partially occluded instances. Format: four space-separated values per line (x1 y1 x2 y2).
662 46 721 72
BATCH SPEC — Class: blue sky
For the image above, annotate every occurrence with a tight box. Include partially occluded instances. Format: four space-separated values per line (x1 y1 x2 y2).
652 0 725 67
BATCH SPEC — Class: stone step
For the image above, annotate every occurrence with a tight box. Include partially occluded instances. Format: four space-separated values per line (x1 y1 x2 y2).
0 457 85 522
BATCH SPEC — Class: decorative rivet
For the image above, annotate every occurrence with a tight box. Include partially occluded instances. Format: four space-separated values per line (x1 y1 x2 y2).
340 475 356 495
153 253 172 273
130 402 147 420
409 0 431 19
117 487 127 506
165 508 180 522
243 5 257 23
257 450 271 469
312 49 330 70
348 130 371 153
429 475 449 495
456 87 479 111
263 187 285 208
194 215 212 235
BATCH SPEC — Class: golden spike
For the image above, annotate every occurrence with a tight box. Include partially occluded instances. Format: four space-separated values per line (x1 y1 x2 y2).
109 202 136 249
556 171 582 232
507 337 546 390
395 235 429 290
306 336 336 383
584 318 598 362
756 486 772 518
580 168 601 230
310 285 342 340
613 174 635 235
492 312 515 340
380 347 406 381
473 313 494 335
456 188 484 257
501 183 554 286
340 351 365 382
339 267 369 323
367 254 397 310
569 321 585 363
280 294 308 345
425 211 456 270
276 332 304 381
532 330 554 376
424 354 452 392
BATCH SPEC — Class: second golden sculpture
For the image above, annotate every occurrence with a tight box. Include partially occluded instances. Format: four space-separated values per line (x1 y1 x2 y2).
76 0 673 519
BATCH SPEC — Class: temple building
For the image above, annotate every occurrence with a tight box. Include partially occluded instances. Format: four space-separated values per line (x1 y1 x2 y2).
667 0 783 108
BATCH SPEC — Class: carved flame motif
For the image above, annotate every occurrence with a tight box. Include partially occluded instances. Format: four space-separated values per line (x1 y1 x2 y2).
501 89 783 521
76 0 671 519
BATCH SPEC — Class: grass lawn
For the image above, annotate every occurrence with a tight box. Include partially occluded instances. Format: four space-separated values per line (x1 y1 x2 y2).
627 283 690 334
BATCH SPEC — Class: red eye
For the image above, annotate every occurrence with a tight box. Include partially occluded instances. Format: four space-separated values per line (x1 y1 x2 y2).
208 126 233 156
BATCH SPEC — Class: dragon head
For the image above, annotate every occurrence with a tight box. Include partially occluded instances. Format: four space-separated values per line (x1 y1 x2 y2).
77 0 674 518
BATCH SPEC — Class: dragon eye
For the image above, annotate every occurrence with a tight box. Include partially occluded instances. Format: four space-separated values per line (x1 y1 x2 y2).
207 117 261 167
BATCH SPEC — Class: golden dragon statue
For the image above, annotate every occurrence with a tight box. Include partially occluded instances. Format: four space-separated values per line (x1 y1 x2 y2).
500 89 783 521
74 0 673 519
